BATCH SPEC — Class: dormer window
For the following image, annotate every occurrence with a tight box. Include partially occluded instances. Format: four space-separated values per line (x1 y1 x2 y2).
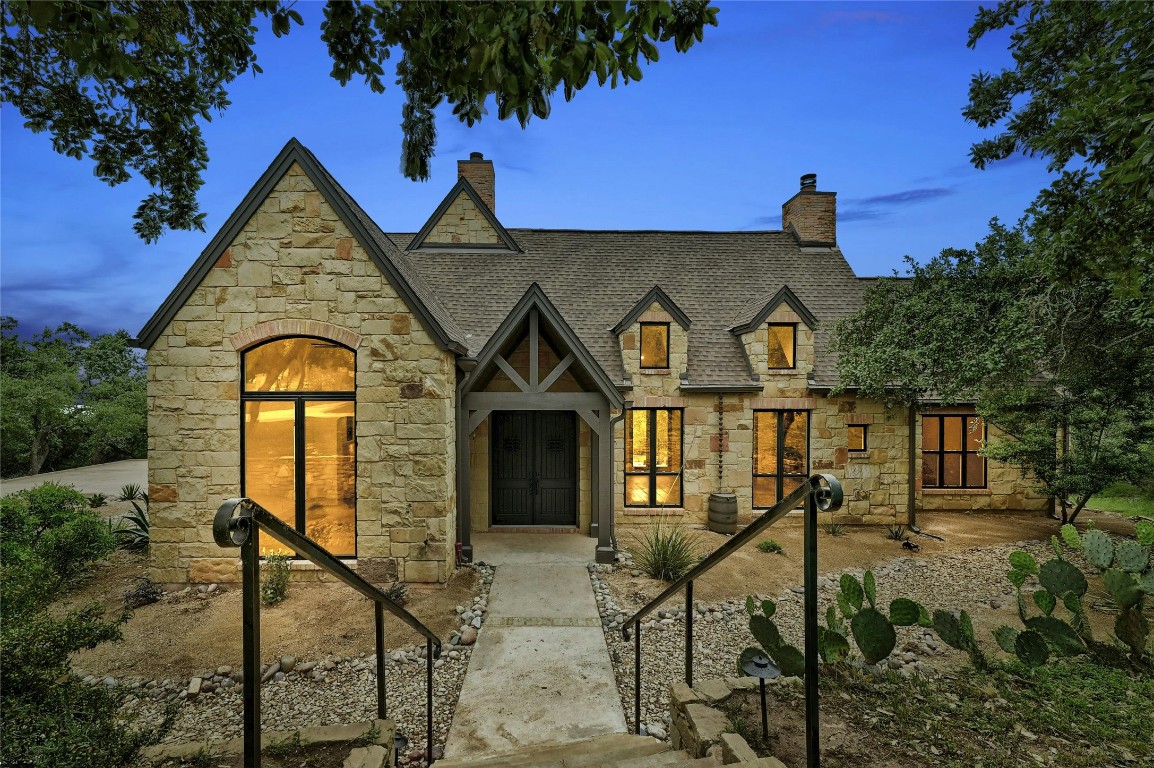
766 323 796 369
640 322 670 369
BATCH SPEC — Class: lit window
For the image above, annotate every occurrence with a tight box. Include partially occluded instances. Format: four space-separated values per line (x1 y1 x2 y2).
766 323 796 369
921 415 985 489
639 323 670 369
848 425 867 452
242 337 356 556
624 408 682 507
753 410 809 507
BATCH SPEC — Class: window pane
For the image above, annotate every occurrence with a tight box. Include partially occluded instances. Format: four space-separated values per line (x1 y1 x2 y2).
625 475 650 506
655 410 671 469
655 476 681 507
782 411 808 475
304 401 356 556
244 401 297 530
922 417 939 450
244 338 354 392
943 454 962 487
626 410 650 471
640 324 669 368
781 477 805 504
922 454 939 487
754 412 778 475
966 417 984 451
848 425 866 451
944 417 963 451
665 410 682 471
753 476 777 508
966 454 986 488
766 324 795 368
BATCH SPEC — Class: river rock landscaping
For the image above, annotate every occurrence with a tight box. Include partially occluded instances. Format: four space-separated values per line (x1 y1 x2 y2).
106 564 493 767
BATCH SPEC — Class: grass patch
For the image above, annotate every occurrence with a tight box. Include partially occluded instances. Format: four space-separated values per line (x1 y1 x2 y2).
1085 483 1154 518
756 539 783 554
822 659 1153 767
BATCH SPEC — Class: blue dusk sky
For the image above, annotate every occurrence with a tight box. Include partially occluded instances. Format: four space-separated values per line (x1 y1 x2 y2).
0 1 1054 339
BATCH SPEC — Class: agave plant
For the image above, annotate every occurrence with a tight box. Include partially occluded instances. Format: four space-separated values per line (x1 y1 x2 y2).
117 483 147 503
112 494 150 551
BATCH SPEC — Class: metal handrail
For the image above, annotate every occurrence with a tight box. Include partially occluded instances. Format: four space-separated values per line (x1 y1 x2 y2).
620 474 843 768
214 498 443 767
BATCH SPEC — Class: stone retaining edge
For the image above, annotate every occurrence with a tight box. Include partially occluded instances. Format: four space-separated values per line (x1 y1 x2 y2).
139 718 394 764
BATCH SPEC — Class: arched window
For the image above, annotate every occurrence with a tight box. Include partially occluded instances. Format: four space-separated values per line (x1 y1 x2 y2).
241 337 356 556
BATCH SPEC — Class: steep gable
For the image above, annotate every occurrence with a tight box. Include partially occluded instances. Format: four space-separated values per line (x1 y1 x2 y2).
408 178 520 252
137 139 466 352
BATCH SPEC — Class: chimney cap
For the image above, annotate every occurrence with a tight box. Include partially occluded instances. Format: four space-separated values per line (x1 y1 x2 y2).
800 173 817 190
469 151 485 160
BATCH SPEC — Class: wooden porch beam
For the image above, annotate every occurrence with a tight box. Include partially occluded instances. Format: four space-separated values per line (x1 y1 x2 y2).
537 352 575 393
493 354 530 393
465 392 608 411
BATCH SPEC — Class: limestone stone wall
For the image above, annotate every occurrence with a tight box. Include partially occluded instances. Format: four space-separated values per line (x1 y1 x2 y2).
423 192 500 245
618 303 688 393
147 162 457 586
737 304 814 388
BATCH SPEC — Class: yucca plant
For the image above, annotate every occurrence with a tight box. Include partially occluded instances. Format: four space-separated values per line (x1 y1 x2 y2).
885 524 906 541
112 500 150 552
628 520 701 582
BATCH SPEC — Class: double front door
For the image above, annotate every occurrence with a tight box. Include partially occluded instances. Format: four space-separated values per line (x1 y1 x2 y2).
491 411 577 526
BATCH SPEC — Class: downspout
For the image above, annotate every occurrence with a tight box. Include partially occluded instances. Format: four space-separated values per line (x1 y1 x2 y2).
607 406 628 556
906 403 917 529
455 359 477 563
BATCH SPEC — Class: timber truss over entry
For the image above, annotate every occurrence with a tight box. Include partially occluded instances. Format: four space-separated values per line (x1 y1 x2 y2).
455 284 625 564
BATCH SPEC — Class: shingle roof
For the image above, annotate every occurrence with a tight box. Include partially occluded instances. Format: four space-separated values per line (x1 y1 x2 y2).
391 230 867 388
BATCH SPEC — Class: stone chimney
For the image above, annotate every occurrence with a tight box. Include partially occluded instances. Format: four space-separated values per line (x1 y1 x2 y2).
781 173 836 245
457 151 495 212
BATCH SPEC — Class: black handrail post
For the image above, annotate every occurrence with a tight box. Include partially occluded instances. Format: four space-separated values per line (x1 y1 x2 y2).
426 638 435 764
804 479 820 768
375 603 386 720
634 624 642 735
684 579 694 687
242 522 261 768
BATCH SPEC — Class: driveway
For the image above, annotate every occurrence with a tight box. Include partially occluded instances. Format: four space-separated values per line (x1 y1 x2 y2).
0 459 148 498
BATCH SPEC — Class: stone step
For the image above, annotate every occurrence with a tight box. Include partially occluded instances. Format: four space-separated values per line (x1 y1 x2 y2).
435 733 666 768
611 748 698 767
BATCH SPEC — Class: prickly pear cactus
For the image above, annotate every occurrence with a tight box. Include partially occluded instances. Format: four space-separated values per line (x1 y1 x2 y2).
850 607 897 665
1033 589 1057 616
993 625 1019 655
817 626 850 664
1136 520 1154 548
744 595 805 678
863 570 877 609
1025 616 1084 657
1059 524 1082 550
1039 559 1088 597
1104 569 1141 609
933 609 968 650
1114 539 1149 573
1014 629 1050 667
1114 608 1149 657
1009 551 1039 574
889 598 922 627
1081 529 1115 571
840 573 864 613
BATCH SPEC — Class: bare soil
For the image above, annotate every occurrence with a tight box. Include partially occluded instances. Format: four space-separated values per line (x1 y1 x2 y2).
69 558 479 680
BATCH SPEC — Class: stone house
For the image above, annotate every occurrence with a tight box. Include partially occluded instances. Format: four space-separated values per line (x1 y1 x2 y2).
138 139 1046 587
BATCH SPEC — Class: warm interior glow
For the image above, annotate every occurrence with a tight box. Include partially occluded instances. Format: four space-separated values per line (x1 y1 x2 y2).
848 425 866 451
629 410 649 469
640 324 669 368
244 401 297 531
766 324 795 368
245 338 354 392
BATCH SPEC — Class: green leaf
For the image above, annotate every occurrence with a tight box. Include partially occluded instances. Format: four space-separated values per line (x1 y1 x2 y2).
993 625 1019 654
840 573 864 612
1009 551 1039 574
889 598 923 626
863 570 877 609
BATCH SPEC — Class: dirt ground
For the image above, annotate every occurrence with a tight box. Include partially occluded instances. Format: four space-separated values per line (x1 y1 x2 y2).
67 509 1136 681
69 561 479 680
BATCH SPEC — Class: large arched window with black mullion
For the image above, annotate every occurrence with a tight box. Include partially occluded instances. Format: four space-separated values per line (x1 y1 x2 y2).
241 337 356 557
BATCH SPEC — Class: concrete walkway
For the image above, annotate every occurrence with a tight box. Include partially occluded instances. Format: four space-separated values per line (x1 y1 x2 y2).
443 533 626 759
0 459 147 497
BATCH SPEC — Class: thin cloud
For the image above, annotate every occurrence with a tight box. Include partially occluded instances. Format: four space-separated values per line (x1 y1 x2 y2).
840 187 956 223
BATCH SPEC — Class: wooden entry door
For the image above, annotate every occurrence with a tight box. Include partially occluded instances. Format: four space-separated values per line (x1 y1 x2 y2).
491 411 577 526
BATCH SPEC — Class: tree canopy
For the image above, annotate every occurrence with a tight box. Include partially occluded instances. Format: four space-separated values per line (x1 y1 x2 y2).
1 0 718 241
965 0 1154 307
0 318 146 477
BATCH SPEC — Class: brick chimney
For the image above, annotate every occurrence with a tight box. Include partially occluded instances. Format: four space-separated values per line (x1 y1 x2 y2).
782 173 836 245
457 151 495 212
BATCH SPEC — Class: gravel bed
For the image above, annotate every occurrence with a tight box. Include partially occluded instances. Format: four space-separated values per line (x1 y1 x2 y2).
93 564 494 767
593 540 1056 738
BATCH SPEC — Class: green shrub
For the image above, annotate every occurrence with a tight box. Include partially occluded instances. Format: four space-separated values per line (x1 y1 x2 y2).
87 493 108 508
821 522 847 537
628 521 701 582
756 539 783 554
261 553 292 606
0 483 164 767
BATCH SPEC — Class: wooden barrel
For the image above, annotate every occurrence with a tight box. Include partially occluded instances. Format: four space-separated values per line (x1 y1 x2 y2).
707 492 738 534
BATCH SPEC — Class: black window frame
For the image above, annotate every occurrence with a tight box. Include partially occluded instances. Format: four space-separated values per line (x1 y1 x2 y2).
766 322 797 370
921 414 986 489
639 322 671 369
623 407 684 508
240 336 358 557
752 409 811 509
848 424 868 452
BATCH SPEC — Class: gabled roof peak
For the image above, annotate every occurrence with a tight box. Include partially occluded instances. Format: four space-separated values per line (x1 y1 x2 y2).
728 284 818 334
408 177 520 252
612 285 692 334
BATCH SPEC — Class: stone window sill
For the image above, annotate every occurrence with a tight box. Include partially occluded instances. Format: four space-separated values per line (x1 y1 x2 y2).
235 559 358 570
623 506 686 516
921 488 992 495
638 368 672 375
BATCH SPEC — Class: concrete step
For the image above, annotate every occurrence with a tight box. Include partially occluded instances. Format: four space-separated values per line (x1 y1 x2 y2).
435 733 666 768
